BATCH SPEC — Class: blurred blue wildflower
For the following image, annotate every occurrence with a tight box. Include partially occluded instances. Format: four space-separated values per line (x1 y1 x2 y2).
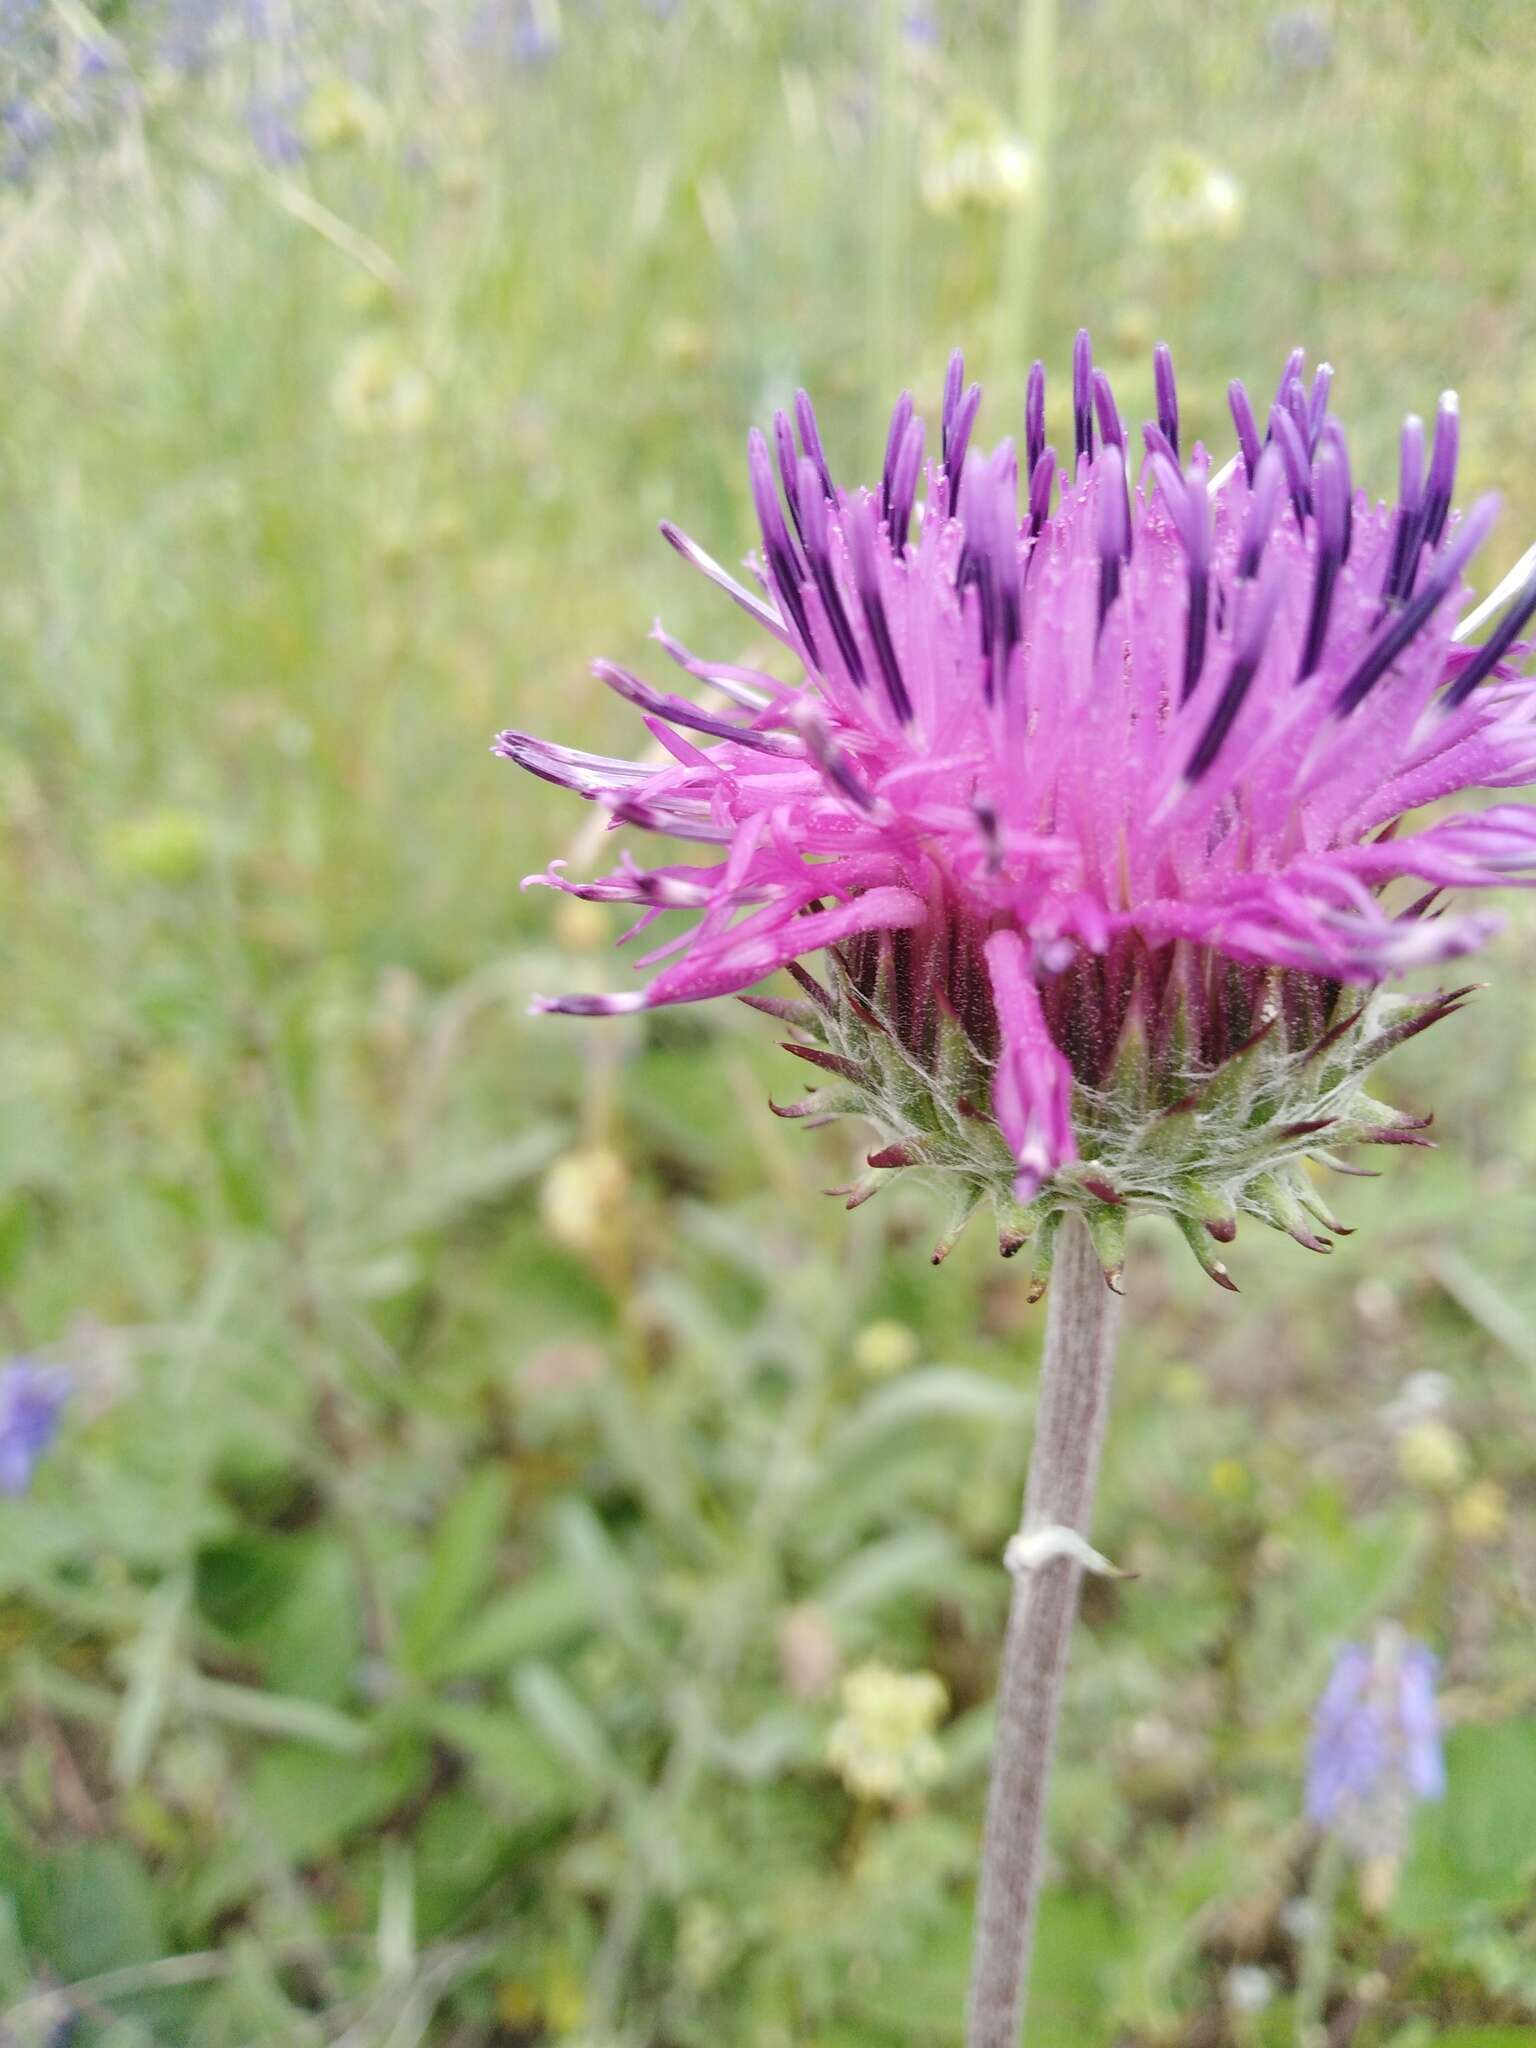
0 1360 69 1494
1267 8 1333 73
246 85 305 166
466 0 561 68
1307 1634 1444 1859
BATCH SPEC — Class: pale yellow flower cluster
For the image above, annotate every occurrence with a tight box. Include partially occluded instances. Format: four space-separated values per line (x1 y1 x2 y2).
826 1661 948 1803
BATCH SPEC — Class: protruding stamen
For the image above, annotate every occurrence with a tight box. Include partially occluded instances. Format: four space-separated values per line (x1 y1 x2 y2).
1321 417 1353 561
1238 442 1284 579
1026 446 1055 536
1283 373 1311 448
848 498 914 723
1185 553 1286 781
659 519 791 642
790 700 878 811
942 348 964 451
946 380 982 505
749 429 818 656
1267 403 1312 527
1154 342 1179 459
1383 413 1426 602
989 443 1024 693
1442 558 1536 709
881 391 914 524
593 660 797 753
1025 359 1046 476
772 410 805 553
794 388 835 503
1274 345 1306 407
1095 443 1130 633
796 454 865 688
1072 328 1094 467
1228 380 1262 483
1298 438 1347 682
1422 391 1459 551
1333 492 1500 717
1307 363 1334 451
1149 453 1210 702
887 414 925 554
1091 369 1125 457
964 444 1022 701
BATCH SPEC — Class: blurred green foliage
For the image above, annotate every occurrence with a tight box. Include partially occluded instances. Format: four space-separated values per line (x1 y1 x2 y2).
0 0 1534 2042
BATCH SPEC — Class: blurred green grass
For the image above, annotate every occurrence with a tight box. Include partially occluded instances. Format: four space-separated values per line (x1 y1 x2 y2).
1 1 1535 2042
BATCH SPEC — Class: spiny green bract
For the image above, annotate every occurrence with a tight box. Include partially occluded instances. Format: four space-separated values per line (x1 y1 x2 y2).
759 958 1470 1297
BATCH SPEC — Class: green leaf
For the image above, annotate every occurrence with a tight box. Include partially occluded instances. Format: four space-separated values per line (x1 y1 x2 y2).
260 1538 362 1707
402 1465 513 1675
1420 2034 1536 2047
179 1671 372 1753
815 1527 962 1624
429 1562 598 1678
512 1662 628 1794
112 1573 190 1787
29 1841 164 1980
1393 1719 1536 1929
820 1368 1031 1466
241 1739 431 1865
427 1701 589 1818
194 1535 297 1638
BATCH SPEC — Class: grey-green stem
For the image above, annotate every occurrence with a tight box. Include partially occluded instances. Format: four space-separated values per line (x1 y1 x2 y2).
965 1212 1123 2048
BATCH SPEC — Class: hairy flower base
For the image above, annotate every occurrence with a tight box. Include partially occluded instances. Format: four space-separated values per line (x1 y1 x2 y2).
761 935 1466 1291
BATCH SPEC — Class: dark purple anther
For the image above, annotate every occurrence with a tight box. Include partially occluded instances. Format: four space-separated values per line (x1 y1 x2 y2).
773 410 805 554
988 443 1023 685
1321 417 1353 561
942 347 964 455
1185 553 1285 780
797 455 865 688
594 661 796 753
1307 363 1334 452
1026 447 1055 536
1268 403 1313 527
1154 342 1179 459
1073 328 1094 468
1150 452 1209 702
1025 359 1046 476
1384 413 1426 603
1443 558 1536 709
849 498 914 722
881 391 914 525
1238 443 1284 580
1334 492 1500 717
946 380 982 506
1229 380 1262 484
887 414 925 554
1422 392 1459 551
1298 438 1347 681
1095 443 1130 633
750 428 817 656
794 388 835 504
1092 369 1126 459
967 446 1021 701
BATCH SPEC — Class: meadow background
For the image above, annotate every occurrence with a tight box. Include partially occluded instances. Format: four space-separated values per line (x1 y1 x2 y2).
2 1 1536 2043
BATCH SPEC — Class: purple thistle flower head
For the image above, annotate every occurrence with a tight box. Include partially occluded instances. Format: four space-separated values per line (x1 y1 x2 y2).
499 338 1536 1287
1307 1632 1444 1861
0 1359 68 1495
